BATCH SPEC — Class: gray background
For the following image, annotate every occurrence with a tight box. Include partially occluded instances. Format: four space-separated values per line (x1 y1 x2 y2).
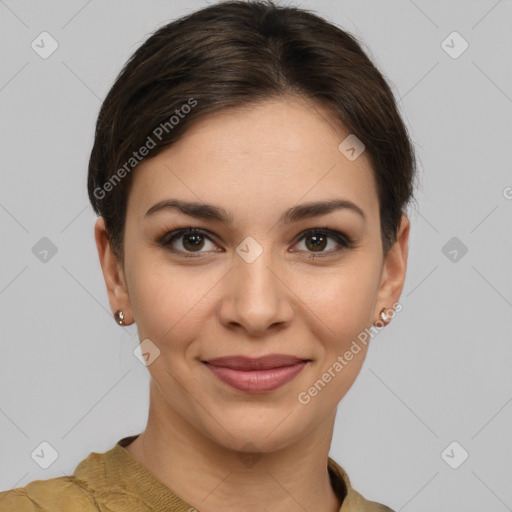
0 1 511 510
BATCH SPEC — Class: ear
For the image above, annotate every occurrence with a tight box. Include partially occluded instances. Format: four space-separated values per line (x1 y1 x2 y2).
94 217 133 325
373 213 410 321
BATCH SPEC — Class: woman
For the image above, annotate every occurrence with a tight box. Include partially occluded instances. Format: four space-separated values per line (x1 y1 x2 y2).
0 1 415 510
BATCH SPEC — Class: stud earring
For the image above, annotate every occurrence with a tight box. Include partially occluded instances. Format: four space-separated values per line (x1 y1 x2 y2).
379 308 390 323
114 310 125 326
373 307 391 327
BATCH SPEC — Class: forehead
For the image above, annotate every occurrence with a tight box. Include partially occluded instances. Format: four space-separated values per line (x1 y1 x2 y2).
127 96 379 225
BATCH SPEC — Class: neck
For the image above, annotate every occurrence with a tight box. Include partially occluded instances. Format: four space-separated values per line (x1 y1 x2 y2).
125 381 342 512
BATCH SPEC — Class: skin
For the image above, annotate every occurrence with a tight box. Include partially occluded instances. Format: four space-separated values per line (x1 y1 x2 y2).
95 95 409 512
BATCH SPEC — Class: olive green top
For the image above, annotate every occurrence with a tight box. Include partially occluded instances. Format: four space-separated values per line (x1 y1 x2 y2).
0 434 394 511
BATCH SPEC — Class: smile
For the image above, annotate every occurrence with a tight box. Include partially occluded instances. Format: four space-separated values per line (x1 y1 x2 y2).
201 354 310 393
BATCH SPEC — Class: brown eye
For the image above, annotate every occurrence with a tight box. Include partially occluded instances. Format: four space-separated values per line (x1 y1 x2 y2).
158 226 356 260
293 228 356 258
158 228 219 257
304 233 328 252
181 232 206 251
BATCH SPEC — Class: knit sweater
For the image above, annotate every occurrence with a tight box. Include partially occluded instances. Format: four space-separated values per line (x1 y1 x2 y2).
0 434 394 511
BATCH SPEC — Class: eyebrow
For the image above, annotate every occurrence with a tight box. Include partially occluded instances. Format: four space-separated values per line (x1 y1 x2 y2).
144 198 366 224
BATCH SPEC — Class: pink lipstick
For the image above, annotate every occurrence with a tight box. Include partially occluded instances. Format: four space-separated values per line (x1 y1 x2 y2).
202 354 309 393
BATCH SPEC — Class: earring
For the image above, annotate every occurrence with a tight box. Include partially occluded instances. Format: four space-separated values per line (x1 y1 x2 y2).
373 307 390 327
379 308 390 323
114 310 125 326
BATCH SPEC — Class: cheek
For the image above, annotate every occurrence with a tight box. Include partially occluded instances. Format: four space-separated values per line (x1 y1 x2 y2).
296 270 377 405
300 262 379 342
127 256 218 346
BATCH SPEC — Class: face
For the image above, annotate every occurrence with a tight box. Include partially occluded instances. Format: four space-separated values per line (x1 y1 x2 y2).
96 95 409 454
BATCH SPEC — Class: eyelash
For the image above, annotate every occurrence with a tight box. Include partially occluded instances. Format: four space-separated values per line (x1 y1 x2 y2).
157 226 357 260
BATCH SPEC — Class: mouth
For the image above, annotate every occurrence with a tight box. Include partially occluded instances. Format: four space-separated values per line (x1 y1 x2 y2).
201 354 310 393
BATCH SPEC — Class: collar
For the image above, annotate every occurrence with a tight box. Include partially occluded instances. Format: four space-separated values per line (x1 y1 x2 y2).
73 434 389 512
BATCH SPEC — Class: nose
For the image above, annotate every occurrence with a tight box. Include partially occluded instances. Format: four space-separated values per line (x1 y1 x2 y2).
218 246 294 337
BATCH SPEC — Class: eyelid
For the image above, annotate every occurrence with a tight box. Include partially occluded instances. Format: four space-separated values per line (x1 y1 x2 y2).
158 226 356 258
292 227 356 249
157 227 219 255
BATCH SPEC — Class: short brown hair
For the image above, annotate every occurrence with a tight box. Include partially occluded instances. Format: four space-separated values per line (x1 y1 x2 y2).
88 0 417 261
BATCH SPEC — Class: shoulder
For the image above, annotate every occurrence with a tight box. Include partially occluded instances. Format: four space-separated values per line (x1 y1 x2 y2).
342 485 396 512
0 454 151 512
0 476 97 512
351 488 396 511
327 457 395 512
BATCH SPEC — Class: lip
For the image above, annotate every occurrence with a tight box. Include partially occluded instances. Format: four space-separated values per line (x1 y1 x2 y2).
202 354 310 393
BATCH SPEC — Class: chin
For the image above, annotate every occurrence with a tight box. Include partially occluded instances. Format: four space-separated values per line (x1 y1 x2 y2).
199 408 310 454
